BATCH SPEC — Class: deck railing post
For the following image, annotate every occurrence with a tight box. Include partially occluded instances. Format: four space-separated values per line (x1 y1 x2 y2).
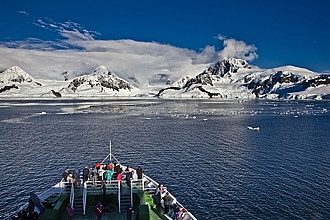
118 181 121 213
70 183 74 209
83 181 87 215
131 180 133 207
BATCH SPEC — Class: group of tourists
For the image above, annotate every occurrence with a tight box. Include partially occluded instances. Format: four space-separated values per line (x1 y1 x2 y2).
152 184 187 219
63 162 144 189
63 162 144 220
84 162 143 188
62 167 80 188
153 184 171 212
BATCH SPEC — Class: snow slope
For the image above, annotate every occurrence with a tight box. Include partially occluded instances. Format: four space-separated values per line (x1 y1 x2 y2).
0 66 139 98
0 59 329 99
157 58 330 100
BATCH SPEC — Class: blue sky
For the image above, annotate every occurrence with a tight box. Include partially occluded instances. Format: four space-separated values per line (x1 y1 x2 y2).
1 0 330 72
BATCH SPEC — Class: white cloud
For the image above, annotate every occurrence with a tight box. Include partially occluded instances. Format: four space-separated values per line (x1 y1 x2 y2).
217 35 258 61
34 18 98 41
0 42 208 83
17 11 30 16
192 45 218 64
0 19 259 84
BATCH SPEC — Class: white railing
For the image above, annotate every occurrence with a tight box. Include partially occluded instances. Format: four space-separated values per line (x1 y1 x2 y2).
131 179 144 207
84 179 122 213
69 183 74 209
142 174 197 220
85 180 120 191
118 181 121 213
80 161 197 220
83 182 87 215
37 182 63 201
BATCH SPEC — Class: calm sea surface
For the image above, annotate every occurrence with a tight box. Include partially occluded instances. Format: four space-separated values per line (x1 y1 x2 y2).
0 99 329 219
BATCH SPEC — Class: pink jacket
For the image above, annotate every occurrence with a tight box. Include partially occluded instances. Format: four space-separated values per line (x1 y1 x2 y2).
117 173 123 182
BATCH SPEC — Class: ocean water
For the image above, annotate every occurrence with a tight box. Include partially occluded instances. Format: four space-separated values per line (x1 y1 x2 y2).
0 99 329 219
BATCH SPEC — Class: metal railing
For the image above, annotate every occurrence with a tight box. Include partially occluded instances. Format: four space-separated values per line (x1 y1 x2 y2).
84 169 196 220
130 179 144 207
69 183 74 209
83 182 87 215
61 167 197 220
142 174 197 220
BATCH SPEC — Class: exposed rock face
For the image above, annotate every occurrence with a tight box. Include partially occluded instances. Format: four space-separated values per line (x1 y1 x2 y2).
68 66 131 93
0 84 18 93
245 71 330 98
60 70 86 81
206 58 250 77
51 90 62 97
305 74 330 87
157 58 330 99
155 86 181 97
182 72 213 90
60 71 69 81
157 58 251 98
244 71 303 97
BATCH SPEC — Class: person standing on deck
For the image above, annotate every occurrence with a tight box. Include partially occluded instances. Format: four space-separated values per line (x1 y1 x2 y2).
153 184 163 207
98 166 104 181
83 166 89 183
96 162 101 170
113 164 121 179
107 162 114 170
63 167 69 181
125 170 133 188
163 192 171 214
95 202 104 220
105 169 114 183
67 174 73 183
91 166 98 186
132 170 138 180
73 170 79 188
136 166 143 179
117 171 123 190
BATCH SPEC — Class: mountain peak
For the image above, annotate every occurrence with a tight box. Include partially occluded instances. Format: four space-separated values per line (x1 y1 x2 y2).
92 65 111 76
0 66 34 83
224 58 250 67
206 58 251 77
68 66 131 93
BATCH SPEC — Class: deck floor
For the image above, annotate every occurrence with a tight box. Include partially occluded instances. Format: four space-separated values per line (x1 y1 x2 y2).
61 212 128 220
59 203 163 220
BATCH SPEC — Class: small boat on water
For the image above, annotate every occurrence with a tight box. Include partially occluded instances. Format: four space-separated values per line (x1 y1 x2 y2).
11 142 197 220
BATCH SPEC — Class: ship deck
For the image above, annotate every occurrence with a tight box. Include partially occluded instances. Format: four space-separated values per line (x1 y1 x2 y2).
51 184 165 220
13 159 197 220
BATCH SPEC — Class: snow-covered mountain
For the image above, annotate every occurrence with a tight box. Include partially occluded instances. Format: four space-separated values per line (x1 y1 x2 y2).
0 66 44 94
0 59 329 99
67 66 132 93
156 58 330 100
0 66 40 85
0 65 138 97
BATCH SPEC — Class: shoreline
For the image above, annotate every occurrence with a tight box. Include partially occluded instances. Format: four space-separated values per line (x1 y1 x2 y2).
0 96 329 104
